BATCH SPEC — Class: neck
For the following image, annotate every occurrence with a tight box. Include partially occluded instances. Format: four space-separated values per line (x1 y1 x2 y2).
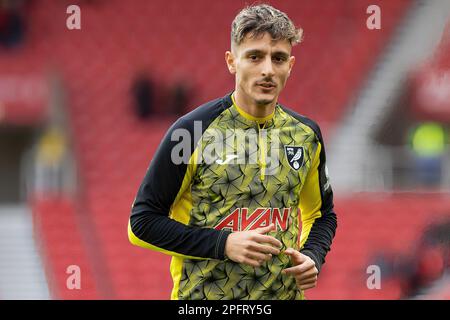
233 88 276 119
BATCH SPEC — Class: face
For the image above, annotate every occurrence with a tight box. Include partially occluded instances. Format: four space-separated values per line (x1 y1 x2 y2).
226 32 295 107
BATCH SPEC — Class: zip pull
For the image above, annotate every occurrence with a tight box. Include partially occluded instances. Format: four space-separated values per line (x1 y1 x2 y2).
257 122 267 181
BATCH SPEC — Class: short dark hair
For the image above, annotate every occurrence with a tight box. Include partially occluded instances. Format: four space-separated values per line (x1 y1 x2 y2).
231 4 303 47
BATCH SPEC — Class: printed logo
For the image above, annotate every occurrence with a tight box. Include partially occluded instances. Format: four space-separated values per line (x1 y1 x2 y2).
284 146 304 170
214 207 291 232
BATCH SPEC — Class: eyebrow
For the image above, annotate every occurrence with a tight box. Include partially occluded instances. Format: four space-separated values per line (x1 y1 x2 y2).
243 49 290 59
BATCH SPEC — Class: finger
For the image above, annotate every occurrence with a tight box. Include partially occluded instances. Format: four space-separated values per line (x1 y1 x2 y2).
296 261 316 274
282 262 315 275
246 251 272 262
283 258 315 274
284 248 306 264
297 280 317 289
254 223 276 235
299 283 316 291
296 274 318 285
252 234 282 249
282 266 298 275
296 270 318 282
242 258 262 268
248 242 281 255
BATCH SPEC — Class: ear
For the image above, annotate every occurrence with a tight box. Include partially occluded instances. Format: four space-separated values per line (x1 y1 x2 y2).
287 56 295 77
225 51 236 75
288 56 295 77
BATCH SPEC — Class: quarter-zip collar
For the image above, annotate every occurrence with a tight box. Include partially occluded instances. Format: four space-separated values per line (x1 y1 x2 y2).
226 92 276 129
231 93 275 124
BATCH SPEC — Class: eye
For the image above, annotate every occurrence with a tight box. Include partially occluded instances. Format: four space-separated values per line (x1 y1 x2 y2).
249 55 259 61
273 56 286 63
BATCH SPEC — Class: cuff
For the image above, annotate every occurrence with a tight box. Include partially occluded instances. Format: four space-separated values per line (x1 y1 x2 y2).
214 229 232 260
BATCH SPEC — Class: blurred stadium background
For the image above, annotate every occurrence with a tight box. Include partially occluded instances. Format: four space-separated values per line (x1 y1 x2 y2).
0 0 449 299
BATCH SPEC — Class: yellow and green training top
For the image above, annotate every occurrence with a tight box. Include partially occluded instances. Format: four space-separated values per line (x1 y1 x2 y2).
128 92 337 300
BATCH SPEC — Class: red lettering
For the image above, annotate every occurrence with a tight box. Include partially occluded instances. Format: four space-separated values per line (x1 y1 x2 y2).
215 208 240 231
250 208 271 230
214 207 292 232
272 208 290 231
241 208 266 230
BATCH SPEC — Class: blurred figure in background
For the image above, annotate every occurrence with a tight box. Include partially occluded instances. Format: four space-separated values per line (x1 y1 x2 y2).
409 122 447 187
34 126 67 199
400 217 450 298
372 217 450 299
131 71 155 120
0 0 26 49
168 81 191 116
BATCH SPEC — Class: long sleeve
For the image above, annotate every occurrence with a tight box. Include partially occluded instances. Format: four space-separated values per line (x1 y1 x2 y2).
128 116 231 260
298 132 337 273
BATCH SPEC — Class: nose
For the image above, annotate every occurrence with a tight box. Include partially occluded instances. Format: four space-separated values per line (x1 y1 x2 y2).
261 56 275 78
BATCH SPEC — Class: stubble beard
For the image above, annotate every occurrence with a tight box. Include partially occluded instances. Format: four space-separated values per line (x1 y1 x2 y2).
254 94 276 107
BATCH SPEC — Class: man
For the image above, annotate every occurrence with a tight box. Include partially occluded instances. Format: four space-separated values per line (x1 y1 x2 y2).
128 4 337 300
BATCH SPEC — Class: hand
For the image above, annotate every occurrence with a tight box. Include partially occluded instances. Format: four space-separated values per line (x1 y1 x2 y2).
224 223 282 267
282 248 318 291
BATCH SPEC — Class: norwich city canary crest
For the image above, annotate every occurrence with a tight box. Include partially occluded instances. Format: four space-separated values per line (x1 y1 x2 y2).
284 146 304 170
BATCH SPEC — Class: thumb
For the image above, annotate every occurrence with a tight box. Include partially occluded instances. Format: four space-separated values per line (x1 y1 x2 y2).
255 223 276 234
284 248 306 265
